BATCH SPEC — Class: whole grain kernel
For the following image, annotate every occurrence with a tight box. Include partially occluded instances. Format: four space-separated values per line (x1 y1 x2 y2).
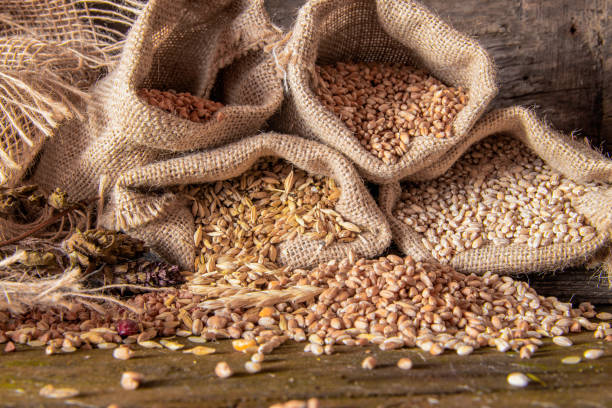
561 356 581 364
39 385 79 399
120 371 143 390
506 372 529 387
215 361 233 378
552 336 572 347
361 356 377 370
245 361 262 374
397 357 413 370
251 353 265 363
113 345 133 360
583 349 604 360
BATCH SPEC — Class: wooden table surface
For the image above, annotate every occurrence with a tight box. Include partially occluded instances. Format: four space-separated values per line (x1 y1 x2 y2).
1 307 610 408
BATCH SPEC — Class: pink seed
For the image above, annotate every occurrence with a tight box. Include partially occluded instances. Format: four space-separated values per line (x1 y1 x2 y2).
116 320 139 337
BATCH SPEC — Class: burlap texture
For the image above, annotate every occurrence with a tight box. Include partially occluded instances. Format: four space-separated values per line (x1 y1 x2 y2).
0 0 143 187
379 106 612 275
99 133 392 271
32 0 284 201
272 0 497 183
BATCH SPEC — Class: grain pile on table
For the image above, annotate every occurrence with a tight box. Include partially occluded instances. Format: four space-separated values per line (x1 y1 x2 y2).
393 135 605 263
138 89 224 124
184 157 362 285
2 254 609 364
314 62 467 164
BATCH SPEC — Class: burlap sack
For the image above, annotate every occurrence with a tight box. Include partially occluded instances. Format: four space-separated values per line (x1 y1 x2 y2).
99 133 392 271
0 0 142 187
272 0 497 183
33 0 284 200
379 106 612 276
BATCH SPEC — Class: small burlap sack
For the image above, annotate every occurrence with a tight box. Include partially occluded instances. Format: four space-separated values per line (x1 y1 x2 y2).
99 133 392 271
272 0 497 183
379 106 612 277
0 0 143 187
33 0 284 201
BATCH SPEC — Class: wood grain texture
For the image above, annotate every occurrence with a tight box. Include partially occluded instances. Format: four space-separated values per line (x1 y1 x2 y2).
265 0 611 152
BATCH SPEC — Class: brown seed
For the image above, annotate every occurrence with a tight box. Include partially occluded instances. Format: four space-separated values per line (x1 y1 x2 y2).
397 357 413 370
113 345 134 360
215 361 233 378
361 356 377 370
120 371 143 390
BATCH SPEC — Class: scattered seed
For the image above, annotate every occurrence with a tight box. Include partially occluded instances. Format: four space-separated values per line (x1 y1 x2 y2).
397 358 413 370
183 346 215 356
561 356 581 364
39 385 79 399
113 346 134 360
4 341 15 352
251 353 265 363
507 372 529 387
120 371 143 390
552 336 573 347
245 361 262 373
583 349 604 360
361 356 377 370
215 361 233 378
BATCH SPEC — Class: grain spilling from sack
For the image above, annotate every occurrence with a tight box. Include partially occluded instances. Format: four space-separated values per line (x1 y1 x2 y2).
393 135 604 263
314 62 467 164
138 89 224 124
182 158 362 286
2 255 602 361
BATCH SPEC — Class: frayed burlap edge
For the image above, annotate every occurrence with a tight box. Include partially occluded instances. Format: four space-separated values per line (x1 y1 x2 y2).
379 106 612 276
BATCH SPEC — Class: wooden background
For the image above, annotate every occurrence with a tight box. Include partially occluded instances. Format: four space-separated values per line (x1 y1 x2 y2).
265 0 611 153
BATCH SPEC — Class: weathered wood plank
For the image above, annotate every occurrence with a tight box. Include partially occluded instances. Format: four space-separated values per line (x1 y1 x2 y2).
265 0 611 152
1 326 611 407
517 269 612 305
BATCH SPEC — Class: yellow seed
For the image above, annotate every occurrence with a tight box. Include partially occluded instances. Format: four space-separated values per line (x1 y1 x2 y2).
183 346 216 356
160 339 184 351
232 339 256 352
138 340 163 349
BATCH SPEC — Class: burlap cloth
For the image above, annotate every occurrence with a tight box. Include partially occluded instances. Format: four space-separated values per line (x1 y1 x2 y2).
272 0 498 183
0 0 143 187
99 133 392 271
33 0 283 200
379 106 612 275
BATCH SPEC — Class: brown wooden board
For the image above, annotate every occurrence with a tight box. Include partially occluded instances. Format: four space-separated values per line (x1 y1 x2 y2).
1 318 611 407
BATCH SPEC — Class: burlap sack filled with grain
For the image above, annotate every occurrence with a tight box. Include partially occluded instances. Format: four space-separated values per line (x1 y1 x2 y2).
0 0 143 187
272 0 497 183
379 106 612 277
33 0 283 200
99 133 392 271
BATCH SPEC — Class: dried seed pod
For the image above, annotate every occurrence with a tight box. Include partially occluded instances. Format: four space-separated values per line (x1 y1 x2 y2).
64 229 146 268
